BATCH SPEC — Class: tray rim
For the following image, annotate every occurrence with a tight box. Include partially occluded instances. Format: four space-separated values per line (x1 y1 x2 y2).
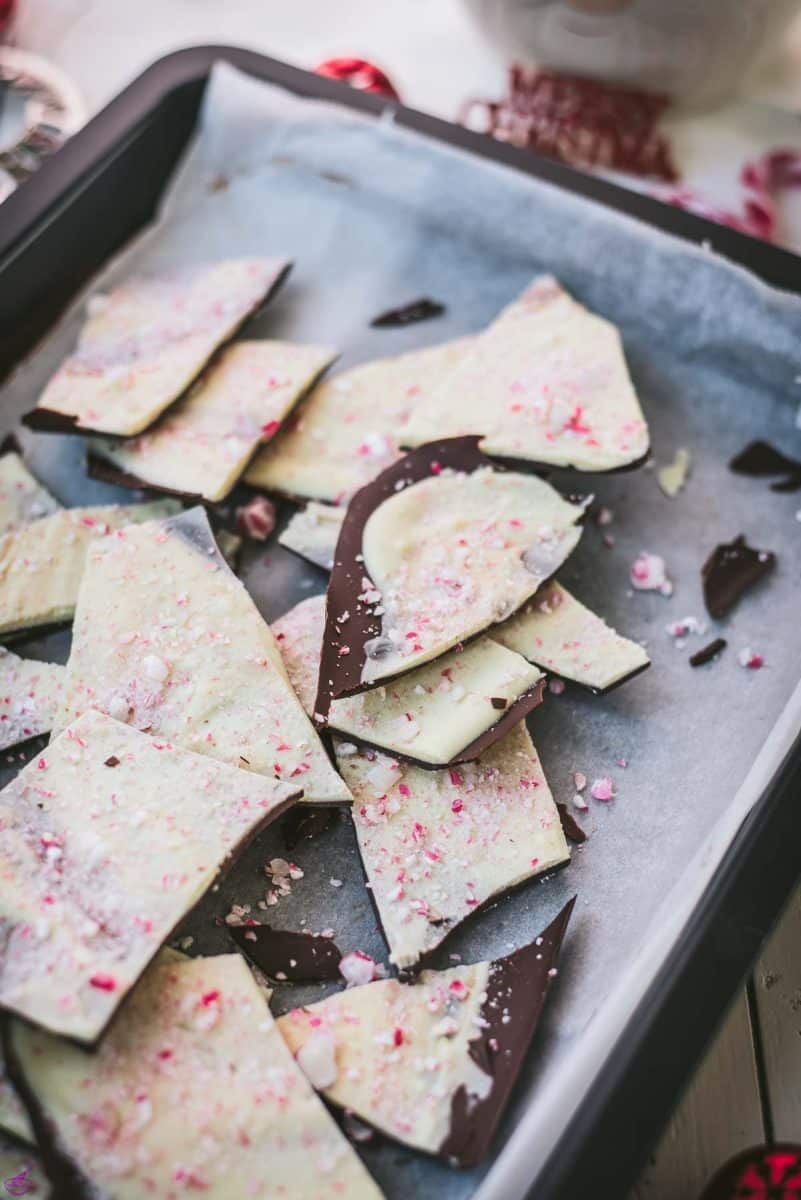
2 43 801 1200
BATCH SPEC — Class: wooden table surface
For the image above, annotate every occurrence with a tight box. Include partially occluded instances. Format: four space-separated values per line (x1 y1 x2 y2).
11 5 801 1196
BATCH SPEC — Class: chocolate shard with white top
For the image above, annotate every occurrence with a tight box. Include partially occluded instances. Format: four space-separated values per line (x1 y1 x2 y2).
274 594 545 767
279 502 345 571
0 710 299 1042
317 437 586 709
6 952 383 1199
0 1054 33 1144
278 898 574 1165
402 277 649 473
0 447 60 534
0 648 65 751
0 500 181 636
88 340 336 503
53 507 351 805
335 723 569 968
25 258 291 437
494 580 650 693
246 336 470 502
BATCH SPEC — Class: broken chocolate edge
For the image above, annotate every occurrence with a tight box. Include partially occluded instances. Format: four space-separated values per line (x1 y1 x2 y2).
227 924 343 983
369 298 446 328
21 262 293 439
701 533 777 619
439 896 576 1167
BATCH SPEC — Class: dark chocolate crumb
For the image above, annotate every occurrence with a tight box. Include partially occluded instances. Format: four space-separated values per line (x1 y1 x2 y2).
490 697 508 711
370 298 446 328
701 534 776 618
690 637 727 667
556 802 587 844
103 756 120 768
729 440 801 493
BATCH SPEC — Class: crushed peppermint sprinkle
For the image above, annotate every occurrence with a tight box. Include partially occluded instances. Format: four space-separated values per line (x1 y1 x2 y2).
89 972 117 992
590 777 615 802
738 647 765 670
596 507 614 527
630 551 672 596
573 771 587 792
666 616 707 640
573 793 589 812
548 678 566 695
236 495 277 540
339 950 379 988
296 1030 339 1089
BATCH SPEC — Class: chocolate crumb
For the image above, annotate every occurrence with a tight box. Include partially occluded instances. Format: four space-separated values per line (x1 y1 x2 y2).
690 638 727 667
556 802 587 844
701 534 776 618
103 756 120 768
370 298 445 328
490 697 508 711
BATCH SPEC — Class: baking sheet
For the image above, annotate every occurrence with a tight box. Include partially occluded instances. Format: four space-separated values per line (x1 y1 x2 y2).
2 61 801 1199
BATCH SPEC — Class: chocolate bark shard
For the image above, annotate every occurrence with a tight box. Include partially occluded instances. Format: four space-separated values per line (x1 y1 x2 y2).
278 898 574 1164
0 501 180 637
0 649 64 751
370 298 446 328
245 337 470 502
25 258 291 437
273 594 546 768
279 502 345 571
729 440 801 493
228 923 342 982
402 277 649 473
89 340 336 503
556 802 587 844
493 579 650 693
0 451 60 535
7 952 383 1199
690 637 727 667
53 507 350 805
317 438 585 711
335 723 569 968
0 710 299 1042
701 534 777 619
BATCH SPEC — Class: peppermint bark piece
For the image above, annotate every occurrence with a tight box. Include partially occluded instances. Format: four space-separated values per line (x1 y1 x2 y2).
0 710 299 1042
25 258 290 437
318 438 585 707
54 508 350 804
274 594 545 767
6 953 383 1199
335 723 569 968
402 277 649 472
0 1057 32 1144
279 899 574 1165
246 337 470 502
279 502 345 571
495 580 650 693
89 340 336 503
0 501 180 636
0 449 60 534
0 649 64 751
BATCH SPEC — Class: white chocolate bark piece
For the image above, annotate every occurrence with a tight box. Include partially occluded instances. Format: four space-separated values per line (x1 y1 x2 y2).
402 277 649 472
30 258 290 436
0 710 299 1042
8 953 383 1199
246 337 470 502
54 507 350 805
495 580 650 692
278 900 572 1164
0 451 60 534
0 1139 49 1197
0 649 64 751
0 1058 33 1144
358 466 585 685
274 595 544 767
279 502 345 571
336 723 569 967
0 501 180 636
90 340 336 502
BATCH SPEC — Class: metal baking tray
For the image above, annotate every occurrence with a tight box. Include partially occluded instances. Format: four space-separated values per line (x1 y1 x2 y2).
2 46 801 1200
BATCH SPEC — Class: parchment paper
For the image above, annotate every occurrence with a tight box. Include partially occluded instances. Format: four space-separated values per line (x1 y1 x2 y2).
2 62 801 1200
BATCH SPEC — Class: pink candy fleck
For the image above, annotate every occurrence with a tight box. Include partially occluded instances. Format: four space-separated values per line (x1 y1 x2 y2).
630 551 673 596
236 495 276 541
339 950 379 988
590 777 615 802
738 648 765 670
89 973 117 992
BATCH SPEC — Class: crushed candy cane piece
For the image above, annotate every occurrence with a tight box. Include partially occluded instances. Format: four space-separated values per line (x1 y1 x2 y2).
296 1030 339 1089
573 771 587 792
630 551 672 596
738 648 765 670
236 495 277 540
573 793 589 813
548 678 566 695
590 777 615 802
339 950 379 988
